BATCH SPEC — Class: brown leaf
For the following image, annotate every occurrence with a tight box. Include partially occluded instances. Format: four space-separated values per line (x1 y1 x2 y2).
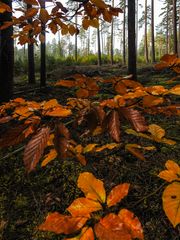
0 125 29 148
107 110 120 142
0 116 12 124
54 123 70 159
120 107 148 132
23 127 50 173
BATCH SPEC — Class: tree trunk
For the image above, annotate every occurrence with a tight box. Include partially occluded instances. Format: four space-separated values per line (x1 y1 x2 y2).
75 14 78 61
144 0 149 63
128 0 137 80
166 3 169 54
110 0 114 65
151 0 155 62
40 1 46 87
97 26 102 66
0 0 14 102
123 0 126 65
136 0 138 54
27 4 35 84
173 0 178 54
178 5 180 57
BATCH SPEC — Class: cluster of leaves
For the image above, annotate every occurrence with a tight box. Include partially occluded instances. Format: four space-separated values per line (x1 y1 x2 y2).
154 54 180 74
0 72 179 173
158 160 180 228
38 172 144 240
0 0 122 44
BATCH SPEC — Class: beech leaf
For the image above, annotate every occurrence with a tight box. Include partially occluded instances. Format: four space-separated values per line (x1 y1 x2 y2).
158 160 180 183
118 209 144 239
23 127 50 173
67 197 102 217
107 183 130 207
38 212 88 234
162 182 180 227
107 110 120 142
77 172 106 203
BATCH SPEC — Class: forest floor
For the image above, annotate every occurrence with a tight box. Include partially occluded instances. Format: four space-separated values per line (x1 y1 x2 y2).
0 64 180 240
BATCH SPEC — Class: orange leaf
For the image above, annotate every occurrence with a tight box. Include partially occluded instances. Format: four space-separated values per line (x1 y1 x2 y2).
68 24 77 36
90 0 107 9
42 99 59 110
23 127 50 173
0 2 12 13
118 209 144 239
107 183 130 207
25 7 38 18
55 80 76 87
65 227 94 240
158 160 180 183
76 154 87 166
95 143 119 152
89 18 99 28
168 85 180 95
67 197 102 217
94 213 131 240
143 95 164 107
41 149 57 167
44 106 72 117
83 144 98 153
38 212 88 234
0 21 13 30
162 182 180 227
78 172 106 203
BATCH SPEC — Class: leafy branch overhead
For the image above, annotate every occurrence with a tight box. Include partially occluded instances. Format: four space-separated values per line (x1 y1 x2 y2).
0 0 122 44
38 172 144 240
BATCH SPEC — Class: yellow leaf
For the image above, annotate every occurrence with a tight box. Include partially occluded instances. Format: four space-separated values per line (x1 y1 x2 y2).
67 197 102 217
158 160 180 182
162 182 180 227
168 85 180 95
42 99 59 110
44 106 72 117
41 149 57 167
78 172 106 203
161 138 176 145
83 144 97 153
95 143 119 152
148 124 165 141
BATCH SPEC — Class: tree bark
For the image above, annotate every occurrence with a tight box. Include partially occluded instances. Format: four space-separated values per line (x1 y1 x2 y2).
40 1 46 87
166 3 169 54
151 0 155 62
27 4 35 84
75 13 78 61
97 26 102 66
128 0 137 80
123 0 126 64
144 0 149 63
110 0 114 65
0 0 14 102
173 0 178 54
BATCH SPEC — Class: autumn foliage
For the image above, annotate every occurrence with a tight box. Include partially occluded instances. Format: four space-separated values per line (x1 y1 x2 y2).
38 172 144 239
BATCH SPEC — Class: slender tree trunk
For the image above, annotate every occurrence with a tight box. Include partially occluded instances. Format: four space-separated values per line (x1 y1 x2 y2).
136 0 138 55
110 0 114 65
40 1 46 86
144 0 149 63
128 0 137 80
173 0 178 54
151 0 155 62
75 14 78 61
97 26 102 66
123 0 126 64
178 5 180 57
166 3 169 54
0 0 14 102
27 4 35 84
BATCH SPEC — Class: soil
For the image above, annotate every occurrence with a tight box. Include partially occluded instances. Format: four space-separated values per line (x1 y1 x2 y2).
0 64 180 240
